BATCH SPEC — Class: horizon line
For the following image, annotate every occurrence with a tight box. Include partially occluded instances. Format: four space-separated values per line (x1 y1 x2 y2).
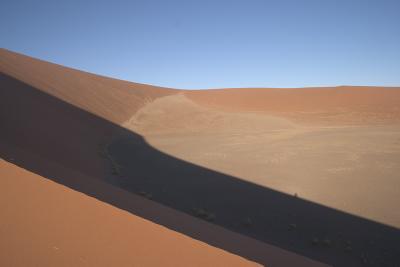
2 48 400 91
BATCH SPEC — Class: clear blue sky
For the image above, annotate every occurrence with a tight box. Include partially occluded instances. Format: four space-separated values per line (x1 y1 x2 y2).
1 0 399 89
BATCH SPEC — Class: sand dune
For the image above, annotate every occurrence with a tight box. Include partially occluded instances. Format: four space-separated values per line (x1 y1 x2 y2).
1 48 400 266
0 48 176 124
0 159 258 267
1 49 329 267
185 86 400 124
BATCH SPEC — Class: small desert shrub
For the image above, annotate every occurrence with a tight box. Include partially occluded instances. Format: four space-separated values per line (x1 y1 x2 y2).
97 144 107 158
139 191 153 199
288 223 297 231
109 157 122 176
98 143 122 176
322 238 332 247
192 208 216 221
311 237 319 246
241 217 253 227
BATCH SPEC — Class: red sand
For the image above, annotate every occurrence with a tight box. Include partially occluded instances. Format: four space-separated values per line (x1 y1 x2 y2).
0 49 331 266
0 159 258 267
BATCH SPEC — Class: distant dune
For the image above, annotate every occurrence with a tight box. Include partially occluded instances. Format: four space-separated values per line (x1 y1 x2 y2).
185 86 400 124
1 48 399 266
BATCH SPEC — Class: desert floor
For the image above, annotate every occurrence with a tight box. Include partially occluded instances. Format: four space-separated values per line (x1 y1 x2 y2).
114 92 400 266
129 93 400 228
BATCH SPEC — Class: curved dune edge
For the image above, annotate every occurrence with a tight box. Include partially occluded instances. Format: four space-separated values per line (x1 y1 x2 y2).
0 159 259 267
0 48 177 125
4 48 399 266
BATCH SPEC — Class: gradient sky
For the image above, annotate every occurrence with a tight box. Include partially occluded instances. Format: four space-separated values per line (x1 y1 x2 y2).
1 0 400 89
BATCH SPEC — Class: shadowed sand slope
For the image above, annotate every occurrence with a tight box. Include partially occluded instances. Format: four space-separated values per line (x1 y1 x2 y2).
120 91 400 266
2 49 400 266
1 49 328 267
0 159 258 267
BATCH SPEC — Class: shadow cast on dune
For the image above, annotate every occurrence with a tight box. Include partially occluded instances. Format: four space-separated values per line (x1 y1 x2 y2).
1 73 399 267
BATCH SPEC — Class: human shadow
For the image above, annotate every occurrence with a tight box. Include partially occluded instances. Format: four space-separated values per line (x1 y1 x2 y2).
1 73 399 267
